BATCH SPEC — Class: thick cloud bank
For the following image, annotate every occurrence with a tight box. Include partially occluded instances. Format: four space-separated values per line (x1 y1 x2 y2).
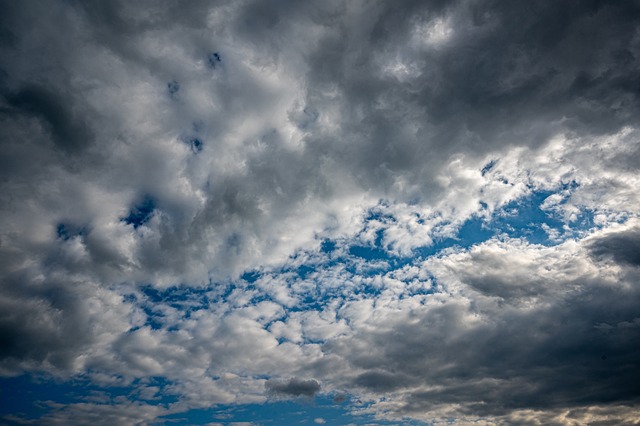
1 1 639 425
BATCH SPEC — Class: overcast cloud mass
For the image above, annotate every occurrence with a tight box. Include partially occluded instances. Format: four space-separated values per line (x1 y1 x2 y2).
1 1 639 425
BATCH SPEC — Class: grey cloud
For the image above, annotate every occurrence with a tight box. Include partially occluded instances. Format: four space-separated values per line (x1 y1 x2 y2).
0 276 88 370
265 377 321 398
353 370 415 392
3 85 93 154
587 228 640 267
298 0 640 198
1 0 639 424
0 267 133 374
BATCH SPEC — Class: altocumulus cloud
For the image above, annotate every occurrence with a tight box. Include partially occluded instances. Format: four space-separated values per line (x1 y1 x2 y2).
1 0 639 425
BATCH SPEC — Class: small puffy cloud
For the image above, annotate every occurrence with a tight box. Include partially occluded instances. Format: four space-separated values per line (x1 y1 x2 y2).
265 377 321 398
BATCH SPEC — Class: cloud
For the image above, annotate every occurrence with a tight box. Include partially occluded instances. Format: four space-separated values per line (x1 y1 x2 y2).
3 400 168 426
587 223 640 267
1 0 637 291
321 233 640 422
3 85 93 154
265 377 321 398
1 0 640 425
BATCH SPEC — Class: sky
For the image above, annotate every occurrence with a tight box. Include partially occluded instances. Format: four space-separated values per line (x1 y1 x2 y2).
1 1 639 425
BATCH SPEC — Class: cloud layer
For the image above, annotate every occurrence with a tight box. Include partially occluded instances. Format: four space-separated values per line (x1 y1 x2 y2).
1 1 639 424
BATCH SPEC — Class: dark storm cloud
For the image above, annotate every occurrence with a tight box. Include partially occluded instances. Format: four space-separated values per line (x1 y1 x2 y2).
354 370 415 392
391 287 640 414
588 227 640 267
3 85 93 153
0 269 126 373
265 377 321 398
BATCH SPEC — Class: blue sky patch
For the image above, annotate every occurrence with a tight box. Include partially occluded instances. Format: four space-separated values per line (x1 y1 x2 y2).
123 197 155 229
208 52 222 68
56 223 86 240
167 80 180 96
